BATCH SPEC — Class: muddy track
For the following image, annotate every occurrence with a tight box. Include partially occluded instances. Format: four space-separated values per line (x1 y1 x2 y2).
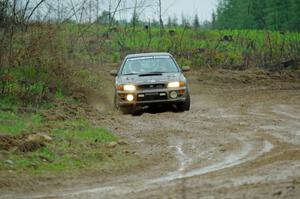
2 73 300 199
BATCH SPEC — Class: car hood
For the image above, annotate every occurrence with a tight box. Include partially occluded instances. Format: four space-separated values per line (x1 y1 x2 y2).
117 73 182 85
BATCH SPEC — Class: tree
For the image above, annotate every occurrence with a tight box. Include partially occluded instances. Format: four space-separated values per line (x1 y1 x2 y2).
167 16 172 28
151 19 159 27
250 0 267 29
131 1 139 28
96 11 111 25
158 0 164 38
0 0 9 27
290 0 300 31
181 14 190 27
193 14 200 29
171 15 178 27
265 0 292 31
211 11 216 28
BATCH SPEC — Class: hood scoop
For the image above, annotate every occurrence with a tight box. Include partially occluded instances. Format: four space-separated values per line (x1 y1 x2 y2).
139 73 162 77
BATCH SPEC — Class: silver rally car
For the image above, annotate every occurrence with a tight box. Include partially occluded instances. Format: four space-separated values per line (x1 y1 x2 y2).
110 52 191 114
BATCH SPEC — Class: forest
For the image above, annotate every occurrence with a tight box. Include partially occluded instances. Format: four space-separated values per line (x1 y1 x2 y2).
213 0 300 31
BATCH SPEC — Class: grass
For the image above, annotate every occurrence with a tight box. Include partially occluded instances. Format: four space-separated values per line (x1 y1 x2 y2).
0 110 42 136
0 99 136 176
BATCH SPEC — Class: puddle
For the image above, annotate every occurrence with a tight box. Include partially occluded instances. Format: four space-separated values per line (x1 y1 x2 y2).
173 145 192 171
272 105 300 120
149 139 273 184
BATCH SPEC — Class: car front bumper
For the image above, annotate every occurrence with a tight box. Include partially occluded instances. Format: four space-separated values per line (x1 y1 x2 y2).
116 88 187 107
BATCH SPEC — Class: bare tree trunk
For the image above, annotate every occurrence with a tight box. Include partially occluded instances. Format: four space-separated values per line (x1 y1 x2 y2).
109 0 112 24
57 0 61 22
132 0 138 30
158 0 164 38
9 0 17 58
96 0 99 19
89 0 92 23
26 0 47 22
109 0 122 28
147 20 152 49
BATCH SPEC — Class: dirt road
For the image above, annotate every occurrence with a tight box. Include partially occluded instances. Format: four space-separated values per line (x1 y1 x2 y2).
2 70 300 199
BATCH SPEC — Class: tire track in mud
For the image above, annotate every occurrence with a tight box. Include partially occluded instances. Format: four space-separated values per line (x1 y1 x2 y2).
21 135 273 199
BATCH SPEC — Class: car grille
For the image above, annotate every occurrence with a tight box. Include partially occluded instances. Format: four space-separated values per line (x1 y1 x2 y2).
137 84 166 90
137 92 168 102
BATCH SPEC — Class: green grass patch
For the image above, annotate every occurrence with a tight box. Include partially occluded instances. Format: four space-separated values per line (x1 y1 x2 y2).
0 99 130 175
0 110 42 135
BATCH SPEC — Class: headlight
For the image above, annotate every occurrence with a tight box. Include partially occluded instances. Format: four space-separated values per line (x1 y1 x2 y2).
168 82 180 88
126 94 134 101
123 84 136 91
168 81 185 88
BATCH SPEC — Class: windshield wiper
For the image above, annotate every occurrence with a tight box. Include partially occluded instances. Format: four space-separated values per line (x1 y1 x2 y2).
123 73 139 76
152 71 167 74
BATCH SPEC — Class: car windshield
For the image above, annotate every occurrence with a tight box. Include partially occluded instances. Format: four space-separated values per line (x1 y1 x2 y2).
121 56 179 75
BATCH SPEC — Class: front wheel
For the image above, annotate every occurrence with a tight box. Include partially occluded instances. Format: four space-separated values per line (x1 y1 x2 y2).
177 92 190 112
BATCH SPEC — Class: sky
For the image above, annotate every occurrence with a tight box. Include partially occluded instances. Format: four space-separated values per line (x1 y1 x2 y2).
135 0 219 23
113 0 218 23
33 0 219 23
161 0 218 22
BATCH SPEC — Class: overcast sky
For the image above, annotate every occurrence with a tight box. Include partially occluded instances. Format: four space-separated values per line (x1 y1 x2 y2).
136 0 219 22
161 0 218 21
114 0 218 23
34 0 218 23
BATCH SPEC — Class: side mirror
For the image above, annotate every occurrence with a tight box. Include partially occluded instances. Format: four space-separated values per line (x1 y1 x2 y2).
182 66 191 72
110 69 118 76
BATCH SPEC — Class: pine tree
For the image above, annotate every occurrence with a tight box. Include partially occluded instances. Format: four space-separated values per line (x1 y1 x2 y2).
172 16 178 27
167 16 172 28
250 0 267 29
131 8 139 27
265 0 291 31
211 11 217 28
181 14 190 27
193 14 200 29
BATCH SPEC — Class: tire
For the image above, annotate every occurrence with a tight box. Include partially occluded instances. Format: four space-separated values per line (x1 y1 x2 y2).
177 92 190 112
114 92 120 111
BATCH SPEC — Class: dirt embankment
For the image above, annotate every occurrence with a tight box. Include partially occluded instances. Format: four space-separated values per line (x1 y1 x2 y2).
1 67 300 199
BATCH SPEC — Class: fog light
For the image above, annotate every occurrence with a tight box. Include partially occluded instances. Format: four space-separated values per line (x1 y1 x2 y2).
126 94 134 101
170 91 178 99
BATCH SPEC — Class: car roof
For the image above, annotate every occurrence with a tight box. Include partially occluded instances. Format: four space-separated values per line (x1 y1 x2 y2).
125 52 173 59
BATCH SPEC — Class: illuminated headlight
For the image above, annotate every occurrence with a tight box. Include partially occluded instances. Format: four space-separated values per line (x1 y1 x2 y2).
168 81 185 88
126 94 134 101
168 82 180 88
124 85 136 91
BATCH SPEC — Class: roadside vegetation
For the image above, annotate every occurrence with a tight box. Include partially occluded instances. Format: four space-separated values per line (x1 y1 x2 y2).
0 98 138 182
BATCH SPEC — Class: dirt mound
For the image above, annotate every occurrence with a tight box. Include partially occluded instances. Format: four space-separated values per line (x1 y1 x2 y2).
0 133 51 152
0 135 18 151
18 140 46 152
41 99 103 122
